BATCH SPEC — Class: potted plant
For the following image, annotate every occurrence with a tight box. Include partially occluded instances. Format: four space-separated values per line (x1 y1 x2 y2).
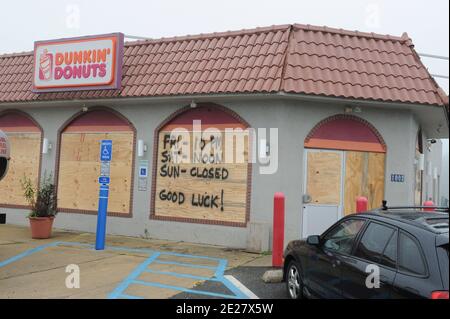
21 174 57 239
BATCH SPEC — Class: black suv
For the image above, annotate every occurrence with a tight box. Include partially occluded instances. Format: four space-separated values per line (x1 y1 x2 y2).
283 207 449 299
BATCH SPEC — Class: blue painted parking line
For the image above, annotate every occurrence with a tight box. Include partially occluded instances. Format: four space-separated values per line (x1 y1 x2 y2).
158 251 223 261
0 242 59 268
153 260 218 270
0 241 249 299
58 241 156 255
109 250 245 299
143 269 222 282
118 293 144 299
131 279 241 299
214 259 248 298
108 252 161 299
215 258 228 277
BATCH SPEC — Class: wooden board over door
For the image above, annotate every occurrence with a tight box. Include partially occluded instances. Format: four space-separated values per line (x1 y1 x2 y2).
306 151 342 205
344 151 385 215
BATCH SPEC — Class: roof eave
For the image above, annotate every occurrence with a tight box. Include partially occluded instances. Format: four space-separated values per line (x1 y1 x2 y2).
0 90 445 109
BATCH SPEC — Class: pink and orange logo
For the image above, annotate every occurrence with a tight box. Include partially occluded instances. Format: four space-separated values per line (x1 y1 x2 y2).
32 33 124 92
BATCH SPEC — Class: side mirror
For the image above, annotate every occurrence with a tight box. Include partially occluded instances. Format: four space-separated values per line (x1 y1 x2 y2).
306 235 320 246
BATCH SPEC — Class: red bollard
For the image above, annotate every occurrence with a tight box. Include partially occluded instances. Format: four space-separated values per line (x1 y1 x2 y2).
272 192 285 268
356 196 368 213
424 200 434 212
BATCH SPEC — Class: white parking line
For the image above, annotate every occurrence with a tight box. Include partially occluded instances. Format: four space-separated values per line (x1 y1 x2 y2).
224 275 259 299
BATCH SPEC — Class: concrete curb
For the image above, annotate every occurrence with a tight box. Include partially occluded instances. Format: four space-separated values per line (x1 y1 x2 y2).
262 269 283 283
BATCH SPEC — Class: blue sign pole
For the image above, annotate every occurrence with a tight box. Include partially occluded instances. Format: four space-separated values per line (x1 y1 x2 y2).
95 140 112 250
95 184 109 250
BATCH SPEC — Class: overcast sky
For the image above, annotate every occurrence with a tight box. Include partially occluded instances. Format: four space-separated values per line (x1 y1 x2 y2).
0 0 448 92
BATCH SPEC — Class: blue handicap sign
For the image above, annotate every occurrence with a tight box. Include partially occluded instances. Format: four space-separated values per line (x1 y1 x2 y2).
100 140 112 161
98 176 110 185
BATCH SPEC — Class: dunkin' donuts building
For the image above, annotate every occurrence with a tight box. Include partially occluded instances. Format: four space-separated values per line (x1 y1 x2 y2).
0 24 448 251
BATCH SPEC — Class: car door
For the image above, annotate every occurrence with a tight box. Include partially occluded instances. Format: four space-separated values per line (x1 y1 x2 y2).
391 231 429 298
305 218 366 298
340 222 398 299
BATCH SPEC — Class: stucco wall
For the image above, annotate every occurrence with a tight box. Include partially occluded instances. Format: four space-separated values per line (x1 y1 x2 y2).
1 97 419 250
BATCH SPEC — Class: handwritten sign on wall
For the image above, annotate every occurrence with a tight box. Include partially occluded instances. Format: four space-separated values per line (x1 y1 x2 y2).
154 129 249 225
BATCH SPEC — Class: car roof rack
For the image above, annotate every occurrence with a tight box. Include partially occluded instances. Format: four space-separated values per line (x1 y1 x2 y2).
379 200 449 213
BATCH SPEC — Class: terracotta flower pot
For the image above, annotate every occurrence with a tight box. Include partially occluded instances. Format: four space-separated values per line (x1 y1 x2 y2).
28 216 55 239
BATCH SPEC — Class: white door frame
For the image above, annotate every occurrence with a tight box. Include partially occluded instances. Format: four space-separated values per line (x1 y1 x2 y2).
302 148 346 238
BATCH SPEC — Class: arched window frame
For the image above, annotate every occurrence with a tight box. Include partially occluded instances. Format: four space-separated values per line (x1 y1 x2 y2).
54 106 136 217
150 102 252 227
304 114 387 153
0 109 43 209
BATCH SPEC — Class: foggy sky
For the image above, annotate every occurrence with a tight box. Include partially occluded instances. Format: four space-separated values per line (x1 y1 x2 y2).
0 0 448 92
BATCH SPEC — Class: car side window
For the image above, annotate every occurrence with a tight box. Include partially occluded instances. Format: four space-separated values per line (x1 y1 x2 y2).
398 232 427 276
380 231 397 269
354 222 395 264
323 219 365 255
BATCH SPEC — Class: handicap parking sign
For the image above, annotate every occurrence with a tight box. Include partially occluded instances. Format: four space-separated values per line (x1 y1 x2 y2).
98 176 110 185
139 167 148 177
100 140 112 162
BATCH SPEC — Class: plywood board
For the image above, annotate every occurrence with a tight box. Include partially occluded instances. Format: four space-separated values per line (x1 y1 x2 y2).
154 130 249 223
0 133 41 206
344 151 385 215
367 152 385 210
306 151 342 205
57 132 133 214
344 151 365 215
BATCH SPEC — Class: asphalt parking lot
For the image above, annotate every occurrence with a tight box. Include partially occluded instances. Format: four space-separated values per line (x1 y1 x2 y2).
0 224 286 299
172 266 287 299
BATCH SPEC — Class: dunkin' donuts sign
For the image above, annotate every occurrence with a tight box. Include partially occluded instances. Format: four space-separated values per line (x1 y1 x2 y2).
33 33 124 92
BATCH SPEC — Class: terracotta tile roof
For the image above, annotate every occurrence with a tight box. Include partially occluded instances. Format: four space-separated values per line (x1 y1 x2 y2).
0 24 448 106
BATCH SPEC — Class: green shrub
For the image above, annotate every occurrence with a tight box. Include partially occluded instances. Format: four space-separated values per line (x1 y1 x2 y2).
21 174 57 218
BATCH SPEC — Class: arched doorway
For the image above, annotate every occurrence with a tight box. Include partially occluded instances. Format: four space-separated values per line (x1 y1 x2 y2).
55 108 135 216
302 114 386 236
0 110 42 208
151 103 251 227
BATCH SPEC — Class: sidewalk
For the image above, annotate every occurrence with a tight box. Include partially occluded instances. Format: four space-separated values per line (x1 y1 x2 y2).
0 224 266 299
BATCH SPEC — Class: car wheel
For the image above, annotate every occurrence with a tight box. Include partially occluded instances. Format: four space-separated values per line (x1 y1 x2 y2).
286 260 303 299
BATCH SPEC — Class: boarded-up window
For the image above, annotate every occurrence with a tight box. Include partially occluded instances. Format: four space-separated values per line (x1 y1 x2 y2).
0 112 41 207
152 105 250 226
57 110 134 215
